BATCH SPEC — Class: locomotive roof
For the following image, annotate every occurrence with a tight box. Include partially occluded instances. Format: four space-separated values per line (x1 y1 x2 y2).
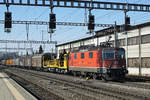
71 45 123 53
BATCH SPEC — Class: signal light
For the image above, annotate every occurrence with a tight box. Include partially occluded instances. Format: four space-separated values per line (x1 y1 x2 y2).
49 13 56 29
5 12 12 29
89 15 94 23
125 16 130 25
88 15 95 30
124 16 130 32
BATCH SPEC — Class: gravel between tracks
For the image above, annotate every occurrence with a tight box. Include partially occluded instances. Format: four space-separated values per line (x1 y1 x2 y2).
3 67 150 100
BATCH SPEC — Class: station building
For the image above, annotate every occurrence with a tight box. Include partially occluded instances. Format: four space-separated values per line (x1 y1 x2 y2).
56 22 150 76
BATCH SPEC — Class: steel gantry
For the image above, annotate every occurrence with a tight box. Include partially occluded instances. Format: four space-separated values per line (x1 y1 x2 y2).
0 20 115 27
0 39 57 53
0 40 57 44
0 47 33 50
0 0 150 12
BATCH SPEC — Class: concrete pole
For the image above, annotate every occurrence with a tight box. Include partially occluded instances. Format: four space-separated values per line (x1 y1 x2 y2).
55 42 57 54
26 24 29 41
42 30 44 41
114 21 117 48
124 10 128 68
125 33 128 68
97 36 99 46
18 43 20 55
138 28 142 76
5 41 7 53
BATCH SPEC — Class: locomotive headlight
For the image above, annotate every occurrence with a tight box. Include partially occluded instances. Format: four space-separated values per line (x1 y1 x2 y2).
107 69 111 74
122 65 125 68
103 69 107 73
114 61 119 65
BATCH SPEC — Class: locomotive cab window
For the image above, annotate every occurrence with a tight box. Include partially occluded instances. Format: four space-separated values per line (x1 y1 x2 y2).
89 52 93 58
81 53 84 59
74 54 77 59
102 50 114 60
118 50 125 59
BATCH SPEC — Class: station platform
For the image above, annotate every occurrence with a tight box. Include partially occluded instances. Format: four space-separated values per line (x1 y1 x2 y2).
0 72 37 100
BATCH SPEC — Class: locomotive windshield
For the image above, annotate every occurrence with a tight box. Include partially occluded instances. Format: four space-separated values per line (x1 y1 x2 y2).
117 50 125 59
102 50 115 60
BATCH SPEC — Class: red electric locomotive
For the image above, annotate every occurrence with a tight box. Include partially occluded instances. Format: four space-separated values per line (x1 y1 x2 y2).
68 45 128 81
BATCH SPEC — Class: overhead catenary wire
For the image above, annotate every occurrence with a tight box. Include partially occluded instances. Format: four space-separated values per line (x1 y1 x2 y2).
95 0 147 25
131 0 150 25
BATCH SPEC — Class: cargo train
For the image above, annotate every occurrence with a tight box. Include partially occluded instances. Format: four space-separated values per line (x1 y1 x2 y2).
1 45 128 81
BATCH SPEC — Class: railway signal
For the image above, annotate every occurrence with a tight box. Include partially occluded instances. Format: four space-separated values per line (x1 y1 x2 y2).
88 15 95 31
49 13 56 30
123 9 131 34
124 16 130 31
4 12 12 33
125 16 130 25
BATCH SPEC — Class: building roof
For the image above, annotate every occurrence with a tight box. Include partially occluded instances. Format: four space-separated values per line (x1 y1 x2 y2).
56 21 150 47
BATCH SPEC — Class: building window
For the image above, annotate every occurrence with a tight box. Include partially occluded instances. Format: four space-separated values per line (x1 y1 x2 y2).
120 39 126 46
74 54 77 59
142 58 150 68
128 58 139 68
128 37 139 45
81 53 84 59
128 58 150 68
142 34 150 44
89 52 93 58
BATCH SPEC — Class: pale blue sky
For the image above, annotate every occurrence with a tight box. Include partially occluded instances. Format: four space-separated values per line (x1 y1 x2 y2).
0 0 150 53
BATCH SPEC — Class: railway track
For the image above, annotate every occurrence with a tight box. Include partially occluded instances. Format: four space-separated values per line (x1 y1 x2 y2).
5 68 103 100
110 80 150 90
10 75 42 100
18 66 150 91
91 77 150 91
93 76 150 91
4 67 150 100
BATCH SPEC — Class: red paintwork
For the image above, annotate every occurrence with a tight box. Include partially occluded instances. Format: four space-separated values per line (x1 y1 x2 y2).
69 50 102 68
68 48 126 70
102 60 124 68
